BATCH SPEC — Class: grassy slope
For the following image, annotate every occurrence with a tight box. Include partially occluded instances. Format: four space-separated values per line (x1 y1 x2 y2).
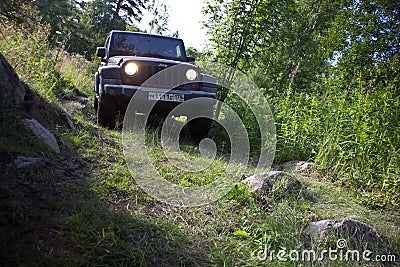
0 98 399 266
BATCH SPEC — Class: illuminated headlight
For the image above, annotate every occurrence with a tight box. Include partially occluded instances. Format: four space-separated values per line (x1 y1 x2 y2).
125 62 138 76
186 69 197 81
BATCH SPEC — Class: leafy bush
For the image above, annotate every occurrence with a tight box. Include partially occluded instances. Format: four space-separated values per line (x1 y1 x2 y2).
314 71 400 208
241 63 400 208
57 53 98 97
0 5 93 103
220 59 399 208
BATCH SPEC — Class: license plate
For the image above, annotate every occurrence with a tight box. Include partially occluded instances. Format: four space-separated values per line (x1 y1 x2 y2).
148 92 184 102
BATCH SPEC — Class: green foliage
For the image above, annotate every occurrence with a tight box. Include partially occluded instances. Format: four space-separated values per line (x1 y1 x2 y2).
203 0 263 69
186 47 202 60
69 0 146 57
0 1 35 25
204 0 399 207
314 69 400 208
221 92 262 159
1 1 399 265
1 0 147 58
204 0 340 95
0 5 96 103
203 0 272 101
147 0 169 34
0 18 70 102
67 0 127 57
34 0 80 43
325 0 400 83
57 115 400 265
57 54 97 97
272 92 322 162
245 64 399 207
3 99 400 265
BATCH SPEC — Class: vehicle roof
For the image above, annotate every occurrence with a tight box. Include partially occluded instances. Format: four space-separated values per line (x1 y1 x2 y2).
108 30 184 42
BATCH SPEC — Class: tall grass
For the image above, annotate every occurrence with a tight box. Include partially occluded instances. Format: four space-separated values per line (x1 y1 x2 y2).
57 53 99 97
314 82 399 208
0 9 94 103
1 9 397 208
202 59 399 208
239 66 399 208
0 22 64 102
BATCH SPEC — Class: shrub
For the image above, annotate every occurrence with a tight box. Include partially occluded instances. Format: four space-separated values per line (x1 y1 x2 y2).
235 65 400 208
0 5 90 103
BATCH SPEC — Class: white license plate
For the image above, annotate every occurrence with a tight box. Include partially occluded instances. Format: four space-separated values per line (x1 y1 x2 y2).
148 92 184 102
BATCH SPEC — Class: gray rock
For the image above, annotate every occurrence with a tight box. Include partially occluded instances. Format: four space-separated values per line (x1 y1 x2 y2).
0 53 26 108
61 100 86 114
242 171 284 191
20 118 60 153
73 95 90 105
276 160 314 174
271 174 304 198
13 156 43 169
61 96 89 115
63 113 75 129
295 161 314 173
304 218 387 251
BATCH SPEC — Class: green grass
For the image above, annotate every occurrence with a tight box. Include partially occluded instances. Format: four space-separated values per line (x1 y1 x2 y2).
57 53 98 98
1 98 399 266
0 109 54 157
43 105 400 265
145 133 228 187
267 88 399 208
0 20 398 265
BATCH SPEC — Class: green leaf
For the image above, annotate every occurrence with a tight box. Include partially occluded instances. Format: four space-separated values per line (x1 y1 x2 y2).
233 230 249 237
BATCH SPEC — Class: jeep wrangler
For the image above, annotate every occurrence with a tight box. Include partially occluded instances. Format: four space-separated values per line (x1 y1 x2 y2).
94 30 217 137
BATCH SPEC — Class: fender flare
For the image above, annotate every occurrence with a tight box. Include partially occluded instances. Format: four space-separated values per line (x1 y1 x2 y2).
94 72 100 95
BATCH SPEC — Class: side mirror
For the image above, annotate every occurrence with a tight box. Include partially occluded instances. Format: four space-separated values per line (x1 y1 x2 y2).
96 47 106 58
187 56 195 63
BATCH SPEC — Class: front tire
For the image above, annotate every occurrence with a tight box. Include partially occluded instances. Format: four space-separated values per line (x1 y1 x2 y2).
94 96 98 112
97 95 116 129
188 118 212 138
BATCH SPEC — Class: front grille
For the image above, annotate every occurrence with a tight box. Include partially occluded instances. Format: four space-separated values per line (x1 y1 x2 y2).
122 63 197 90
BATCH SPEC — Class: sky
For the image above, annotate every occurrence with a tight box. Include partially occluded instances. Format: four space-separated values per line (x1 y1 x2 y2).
138 0 209 50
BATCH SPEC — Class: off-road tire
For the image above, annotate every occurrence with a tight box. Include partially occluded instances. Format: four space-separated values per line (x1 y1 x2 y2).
94 96 98 112
188 118 212 138
97 95 116 129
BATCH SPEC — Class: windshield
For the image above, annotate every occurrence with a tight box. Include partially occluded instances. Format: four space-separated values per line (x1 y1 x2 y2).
109 32 186 61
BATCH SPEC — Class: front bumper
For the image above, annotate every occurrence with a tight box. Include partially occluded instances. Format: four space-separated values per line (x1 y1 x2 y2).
102 84 216 100
100 84 217 115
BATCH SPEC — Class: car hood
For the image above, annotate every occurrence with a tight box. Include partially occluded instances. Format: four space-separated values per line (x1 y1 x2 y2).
108 56 194 68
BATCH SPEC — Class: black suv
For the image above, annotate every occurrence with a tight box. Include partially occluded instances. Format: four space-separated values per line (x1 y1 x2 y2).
94 30 217 136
